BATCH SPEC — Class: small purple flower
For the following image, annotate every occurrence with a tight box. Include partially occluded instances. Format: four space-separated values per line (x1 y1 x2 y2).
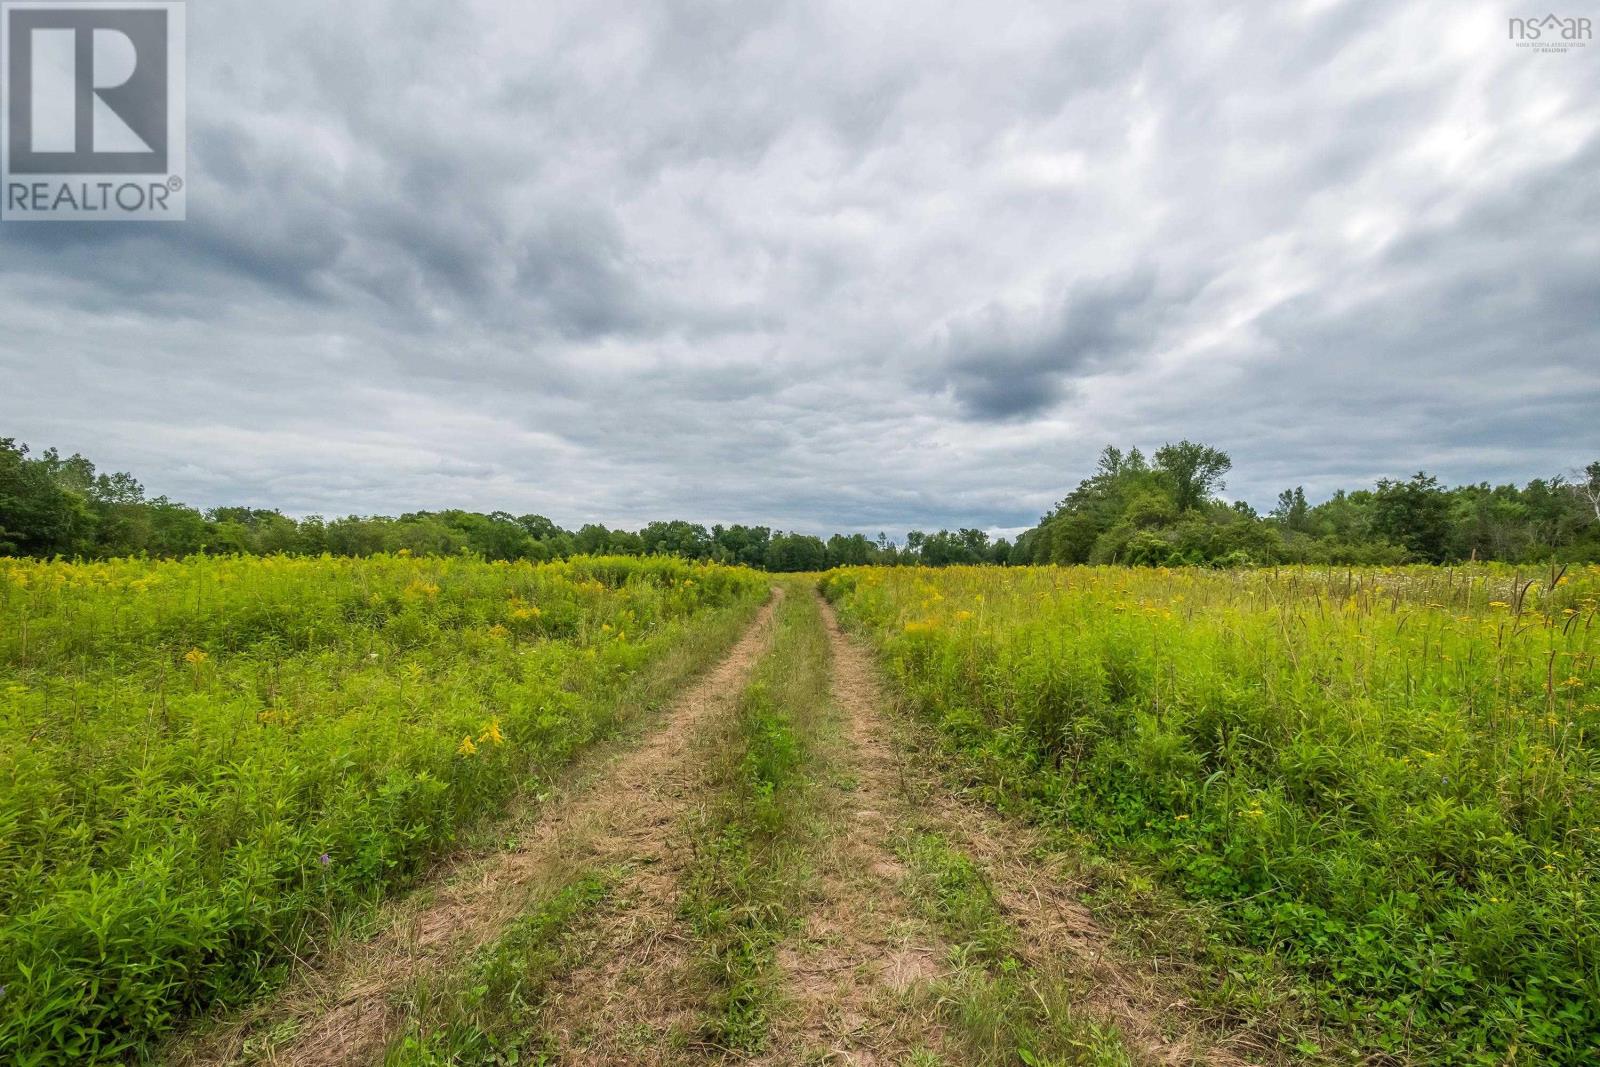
318 852 331 867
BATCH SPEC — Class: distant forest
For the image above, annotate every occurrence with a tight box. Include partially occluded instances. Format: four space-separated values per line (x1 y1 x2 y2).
3 437 1598 569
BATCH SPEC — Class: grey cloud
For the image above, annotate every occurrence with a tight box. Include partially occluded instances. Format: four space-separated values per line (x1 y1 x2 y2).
2 0 1597 536
932 271 1175 421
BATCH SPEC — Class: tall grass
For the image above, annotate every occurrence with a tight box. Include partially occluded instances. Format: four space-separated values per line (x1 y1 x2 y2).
822 563 1600 1063
0 552 765 1064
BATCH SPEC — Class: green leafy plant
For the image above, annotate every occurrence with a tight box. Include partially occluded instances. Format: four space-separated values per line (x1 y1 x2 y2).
0 553 765 1063
825 563 1600 1064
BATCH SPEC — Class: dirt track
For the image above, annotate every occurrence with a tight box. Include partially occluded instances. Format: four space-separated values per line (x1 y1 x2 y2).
179 587 1267 1066
177 590 782 1067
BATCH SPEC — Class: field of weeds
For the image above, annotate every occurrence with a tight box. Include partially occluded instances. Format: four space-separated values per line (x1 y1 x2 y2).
0 553 765 1062
823 564 1600 1063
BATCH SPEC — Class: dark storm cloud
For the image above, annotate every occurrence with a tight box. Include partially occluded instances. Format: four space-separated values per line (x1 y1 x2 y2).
934 271 1178 421
2 0 1597 534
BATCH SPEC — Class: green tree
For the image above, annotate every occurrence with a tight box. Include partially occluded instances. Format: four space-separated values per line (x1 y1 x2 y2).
825 532 874 566
1372 473 1452 563
0 439 98 556
1272 487 1310 532
640 520 712 559
713 524 773 567
1576 462 1600 525
766 532 828 571
1153 440 1232 513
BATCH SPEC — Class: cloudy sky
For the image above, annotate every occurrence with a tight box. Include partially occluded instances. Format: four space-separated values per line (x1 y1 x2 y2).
3 0 1597 536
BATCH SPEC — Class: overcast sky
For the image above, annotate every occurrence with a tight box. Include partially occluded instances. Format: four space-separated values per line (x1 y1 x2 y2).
2 0 1597 536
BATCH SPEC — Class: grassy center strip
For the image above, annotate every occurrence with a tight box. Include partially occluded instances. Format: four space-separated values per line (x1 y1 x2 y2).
679 582 832 1055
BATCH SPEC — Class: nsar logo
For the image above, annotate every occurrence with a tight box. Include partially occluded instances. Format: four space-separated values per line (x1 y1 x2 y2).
1508 13 1592 52
2 1 185 221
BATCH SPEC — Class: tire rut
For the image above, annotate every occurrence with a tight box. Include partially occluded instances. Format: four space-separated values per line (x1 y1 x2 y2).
535 581 792 1063
752 593 957 1064
816 594 1258 1067
176 590 783 1067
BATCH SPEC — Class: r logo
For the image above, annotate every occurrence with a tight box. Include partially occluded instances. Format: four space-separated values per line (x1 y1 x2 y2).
7 6 166 171
1 1 185 219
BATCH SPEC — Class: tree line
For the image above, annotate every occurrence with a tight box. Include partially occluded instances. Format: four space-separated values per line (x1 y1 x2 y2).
1014 441 1600 566
3 436 1597 568
0 438 1010 570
